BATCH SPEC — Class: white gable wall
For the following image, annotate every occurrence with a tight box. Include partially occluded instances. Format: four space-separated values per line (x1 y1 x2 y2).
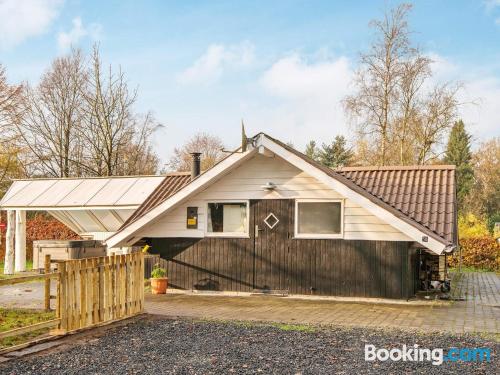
137 154 412 241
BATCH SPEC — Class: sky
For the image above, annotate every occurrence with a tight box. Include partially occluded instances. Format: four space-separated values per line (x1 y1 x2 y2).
1 0 500 165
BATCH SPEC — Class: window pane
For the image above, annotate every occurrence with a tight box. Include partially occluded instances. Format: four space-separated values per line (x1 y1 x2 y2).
207 202 247 233
297 202 341 234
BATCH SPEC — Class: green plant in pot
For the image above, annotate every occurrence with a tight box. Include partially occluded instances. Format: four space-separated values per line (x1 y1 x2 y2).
150 263 168 294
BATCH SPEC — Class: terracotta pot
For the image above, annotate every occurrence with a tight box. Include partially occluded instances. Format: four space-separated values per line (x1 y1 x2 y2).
151 277 168 294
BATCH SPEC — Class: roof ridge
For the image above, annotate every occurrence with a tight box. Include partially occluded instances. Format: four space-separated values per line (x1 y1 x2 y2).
336 165 456 172
10 175 169 182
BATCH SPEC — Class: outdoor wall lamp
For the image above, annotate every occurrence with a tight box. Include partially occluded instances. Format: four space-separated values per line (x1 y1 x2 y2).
261 182 277 191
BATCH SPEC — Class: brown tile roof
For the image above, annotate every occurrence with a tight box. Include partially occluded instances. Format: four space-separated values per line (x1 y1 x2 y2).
336 166 457 244
121 172 191 227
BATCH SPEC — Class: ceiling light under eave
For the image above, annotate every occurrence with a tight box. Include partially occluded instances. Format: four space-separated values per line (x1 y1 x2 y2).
261 182 277 191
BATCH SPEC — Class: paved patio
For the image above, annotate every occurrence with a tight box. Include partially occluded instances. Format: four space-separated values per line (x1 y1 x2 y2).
146 272 500 335
1 271 498 335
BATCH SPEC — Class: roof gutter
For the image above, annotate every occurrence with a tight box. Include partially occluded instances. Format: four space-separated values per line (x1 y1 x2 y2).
443 244 457 254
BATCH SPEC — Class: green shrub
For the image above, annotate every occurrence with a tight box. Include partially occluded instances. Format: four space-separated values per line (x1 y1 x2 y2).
151 263 167 278
448 237 499 271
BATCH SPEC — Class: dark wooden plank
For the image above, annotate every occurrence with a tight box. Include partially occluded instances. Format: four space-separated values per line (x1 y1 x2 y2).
152 217 414 299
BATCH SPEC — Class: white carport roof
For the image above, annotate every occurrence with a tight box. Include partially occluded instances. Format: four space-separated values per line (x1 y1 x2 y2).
0 175 167 235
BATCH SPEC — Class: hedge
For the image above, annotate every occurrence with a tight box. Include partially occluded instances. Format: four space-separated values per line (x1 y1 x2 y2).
0 215 79 261
448 237 500 271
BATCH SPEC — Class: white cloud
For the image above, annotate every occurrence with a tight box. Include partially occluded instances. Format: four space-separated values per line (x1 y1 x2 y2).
484 0 500 11
254 54 353 147
57 17 101 51
261 54 351 98
0 0 63 49
177 42 255 84
496 17 500 25
253 52 500 150
456 76 500 142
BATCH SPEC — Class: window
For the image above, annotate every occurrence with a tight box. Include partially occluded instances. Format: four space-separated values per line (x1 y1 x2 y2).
207 201 248 236
295 200 343 238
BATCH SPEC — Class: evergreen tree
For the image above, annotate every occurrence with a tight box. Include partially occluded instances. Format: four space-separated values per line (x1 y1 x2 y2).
444 120 474 211
318 136 354 168
305 140 318 161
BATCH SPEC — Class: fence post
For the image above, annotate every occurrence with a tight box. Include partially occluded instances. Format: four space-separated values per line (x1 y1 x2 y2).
98 258 104 322
44 254 51 311
58 262 67 333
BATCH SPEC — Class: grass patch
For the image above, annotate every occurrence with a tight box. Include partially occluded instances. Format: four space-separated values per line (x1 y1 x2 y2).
0 308 55 348
192 318 316 333
271 323 316 333
448 266 492 273
0 261 34 280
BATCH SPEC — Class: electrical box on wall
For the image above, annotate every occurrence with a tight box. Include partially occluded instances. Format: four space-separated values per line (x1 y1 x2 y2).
186 207 198 229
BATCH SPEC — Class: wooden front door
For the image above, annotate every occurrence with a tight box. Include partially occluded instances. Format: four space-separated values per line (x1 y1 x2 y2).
252 199 292 291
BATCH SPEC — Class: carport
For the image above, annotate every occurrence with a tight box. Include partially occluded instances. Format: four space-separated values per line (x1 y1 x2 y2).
0 175 167 273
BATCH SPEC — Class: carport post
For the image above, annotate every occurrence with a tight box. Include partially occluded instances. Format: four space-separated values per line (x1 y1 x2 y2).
3 210 15 275
14 210 26 272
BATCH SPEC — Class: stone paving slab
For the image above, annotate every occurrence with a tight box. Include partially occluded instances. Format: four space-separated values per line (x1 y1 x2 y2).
146 272 500 335
0 281 57 309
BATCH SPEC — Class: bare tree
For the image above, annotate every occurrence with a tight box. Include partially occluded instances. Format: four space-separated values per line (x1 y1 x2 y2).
395 55 431 164
0 64 24 193
0 65 22 137
17 49 87 177
113 112 160 175
168 132 225 172
79 45 161 176
344 4 412 165
16 46 161 178
414 83 460 164
343 3 460 166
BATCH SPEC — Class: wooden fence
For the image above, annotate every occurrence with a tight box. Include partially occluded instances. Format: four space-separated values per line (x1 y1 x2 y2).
56 252 144 333
0 252 144 346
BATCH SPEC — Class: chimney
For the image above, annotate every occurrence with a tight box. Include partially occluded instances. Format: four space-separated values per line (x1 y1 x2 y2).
190 152 201 180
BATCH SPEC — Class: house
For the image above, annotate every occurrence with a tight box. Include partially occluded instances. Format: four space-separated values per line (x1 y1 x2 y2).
107 132 458 299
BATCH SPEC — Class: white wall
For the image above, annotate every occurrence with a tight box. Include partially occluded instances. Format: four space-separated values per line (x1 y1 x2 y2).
138 154 412 241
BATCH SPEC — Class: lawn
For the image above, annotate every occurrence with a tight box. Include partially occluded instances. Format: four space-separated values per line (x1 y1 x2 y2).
0 261 34 280
0 308 55 348
0 261 53 349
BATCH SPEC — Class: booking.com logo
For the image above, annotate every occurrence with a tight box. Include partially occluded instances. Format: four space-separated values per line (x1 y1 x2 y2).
365 344 492 366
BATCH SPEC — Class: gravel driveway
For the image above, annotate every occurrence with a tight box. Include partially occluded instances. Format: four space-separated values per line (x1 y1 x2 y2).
1 317 497 374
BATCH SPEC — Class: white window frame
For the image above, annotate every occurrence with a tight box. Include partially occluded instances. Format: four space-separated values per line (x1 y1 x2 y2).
205 200 250 238
294 199 344 239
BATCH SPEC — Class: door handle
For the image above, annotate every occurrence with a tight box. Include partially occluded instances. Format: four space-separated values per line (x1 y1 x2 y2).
255 224 263 237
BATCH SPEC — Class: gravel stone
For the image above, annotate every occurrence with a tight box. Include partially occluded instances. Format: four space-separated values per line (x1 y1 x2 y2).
1 318 497 374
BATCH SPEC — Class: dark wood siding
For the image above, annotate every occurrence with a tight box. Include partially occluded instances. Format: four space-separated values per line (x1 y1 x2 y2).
151 237 254 292
149 199 416 299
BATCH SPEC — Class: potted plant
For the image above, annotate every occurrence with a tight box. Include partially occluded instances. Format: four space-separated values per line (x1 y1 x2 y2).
150 263 168 294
